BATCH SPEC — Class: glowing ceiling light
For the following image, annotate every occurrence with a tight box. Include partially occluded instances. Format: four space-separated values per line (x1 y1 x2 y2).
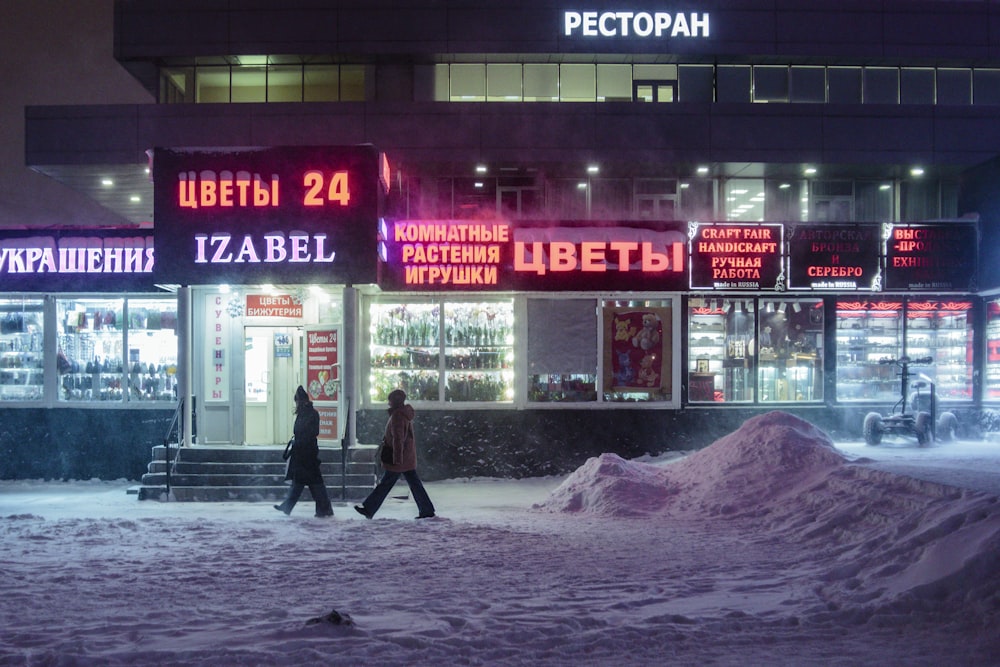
101 179 114 187
910 167 925 177
696 166 709 175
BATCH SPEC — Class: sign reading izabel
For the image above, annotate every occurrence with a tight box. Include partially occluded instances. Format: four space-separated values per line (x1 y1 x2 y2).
153 146 380 285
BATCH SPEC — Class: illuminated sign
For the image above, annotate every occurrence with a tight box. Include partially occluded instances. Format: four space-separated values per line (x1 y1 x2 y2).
245 294 303 319
563 11 710 38
379 219 688 291
787 224 880 290
689 223 783 290
306 328 340 402
153 146 380 285
0 231 157 291
884 223 977 291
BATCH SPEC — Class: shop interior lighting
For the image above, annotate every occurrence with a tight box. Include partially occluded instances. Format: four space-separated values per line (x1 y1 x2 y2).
880 183 892 191
101 178 114 187
586 165 600 174
793 302 802 313
779 183 791 190
474 182 484 188
577 182 588 189
475 164 487 173
219 284 231 294
129 195 141 203
910 166 925 177
779 302 788 315
803 167 817 175
679 182 689 189
696 166 709 175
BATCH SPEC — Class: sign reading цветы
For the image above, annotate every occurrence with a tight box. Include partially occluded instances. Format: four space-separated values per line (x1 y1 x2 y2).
563 11 710 38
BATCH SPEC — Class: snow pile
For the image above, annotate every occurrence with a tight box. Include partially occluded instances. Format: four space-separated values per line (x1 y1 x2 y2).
539 411 846 518
538 411 1000 623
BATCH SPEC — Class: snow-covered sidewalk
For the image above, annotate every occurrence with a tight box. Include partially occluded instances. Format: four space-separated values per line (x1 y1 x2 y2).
2 413 999 666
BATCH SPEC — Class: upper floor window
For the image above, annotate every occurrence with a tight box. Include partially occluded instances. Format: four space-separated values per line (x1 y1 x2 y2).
159 59 365 103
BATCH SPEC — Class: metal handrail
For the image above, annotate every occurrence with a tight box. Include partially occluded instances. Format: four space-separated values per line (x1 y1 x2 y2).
162 397 186 500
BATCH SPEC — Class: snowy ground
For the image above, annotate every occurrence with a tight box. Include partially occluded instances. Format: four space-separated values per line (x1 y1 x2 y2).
2 412 1000 666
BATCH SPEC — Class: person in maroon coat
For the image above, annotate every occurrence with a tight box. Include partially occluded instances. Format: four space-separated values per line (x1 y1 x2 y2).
355 389 436 519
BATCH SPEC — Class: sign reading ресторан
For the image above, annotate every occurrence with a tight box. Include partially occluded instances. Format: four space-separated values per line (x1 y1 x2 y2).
563 10 710 38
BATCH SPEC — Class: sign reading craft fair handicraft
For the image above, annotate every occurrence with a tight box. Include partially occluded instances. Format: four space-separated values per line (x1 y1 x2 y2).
378 219 688 292
786 224 880 291
883 223 978 291
152 146 380 285
689 223 783 290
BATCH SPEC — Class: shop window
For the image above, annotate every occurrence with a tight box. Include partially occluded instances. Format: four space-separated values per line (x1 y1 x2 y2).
527 298 598 402
603 299 674 403
678 64 714 102
835 300 903 402
688 298 754 403
974 68 1000 105
304 65 340 102
368 298 514 404
864 68 899 104
451 64 486 101
633 80 676 103
790 66 825 103
753 66 788 103
905 300 973 402
231 66 266 103
487 64 522 101
764 180 805 222
523 64 558 101
196 66 230 103
937 68 971 105
677 179 716 219
986 298 1000 401
339 65 366 101
268 65 303 102
758 300 824 403
590 179 631 219
56 297 178 403
901 179 941 221
901 68 935 105
828 67 862 104
854 181 895 222
716 65 751 103
560 64 596 101
0 297 44 402
597 64 632 101
125 299 180 402
547 179 589 218
160 67 194 103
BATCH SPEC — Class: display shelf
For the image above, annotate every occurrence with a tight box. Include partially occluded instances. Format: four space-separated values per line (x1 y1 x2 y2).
905 303 972 402
0 312 44 401
369 300 515 403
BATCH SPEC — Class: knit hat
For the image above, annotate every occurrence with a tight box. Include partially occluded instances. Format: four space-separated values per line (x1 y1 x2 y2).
295 385 309 403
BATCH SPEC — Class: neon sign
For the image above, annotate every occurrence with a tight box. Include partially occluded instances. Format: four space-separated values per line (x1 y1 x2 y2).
690 223 783 290
381 220 688 291
153 146 379 285
788 224 879 290
884 223 977 291
563 11 710 38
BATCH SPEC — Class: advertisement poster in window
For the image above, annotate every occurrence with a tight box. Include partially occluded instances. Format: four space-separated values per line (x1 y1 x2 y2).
602 307 672 400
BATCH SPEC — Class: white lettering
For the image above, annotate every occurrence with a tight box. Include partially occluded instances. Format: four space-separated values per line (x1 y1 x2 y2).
563 11 710 38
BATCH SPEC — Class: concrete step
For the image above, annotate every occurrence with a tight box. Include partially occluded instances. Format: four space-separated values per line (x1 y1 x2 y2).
137 443 378 502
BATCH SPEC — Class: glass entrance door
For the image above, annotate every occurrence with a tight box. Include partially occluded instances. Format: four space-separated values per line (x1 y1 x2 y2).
244 326 302 445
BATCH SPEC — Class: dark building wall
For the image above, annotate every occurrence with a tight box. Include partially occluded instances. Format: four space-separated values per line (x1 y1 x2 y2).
0 408 174 481
959 157 1000 291
356 404 983 481
26 101 1000 172
114 0 1000 71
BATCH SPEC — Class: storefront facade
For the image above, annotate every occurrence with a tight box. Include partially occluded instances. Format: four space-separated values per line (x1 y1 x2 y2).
12 0 1000 481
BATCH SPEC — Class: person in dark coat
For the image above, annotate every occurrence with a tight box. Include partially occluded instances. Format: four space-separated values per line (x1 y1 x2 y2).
354 389 436 520
274 386 334 517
